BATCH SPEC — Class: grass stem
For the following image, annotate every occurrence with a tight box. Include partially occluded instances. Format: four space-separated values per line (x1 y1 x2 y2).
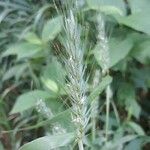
78 139 84 150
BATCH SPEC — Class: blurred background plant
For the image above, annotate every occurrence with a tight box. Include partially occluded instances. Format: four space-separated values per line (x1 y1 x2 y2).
0 0 150 150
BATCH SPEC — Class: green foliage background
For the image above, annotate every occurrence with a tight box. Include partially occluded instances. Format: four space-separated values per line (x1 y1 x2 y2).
0 0 150 149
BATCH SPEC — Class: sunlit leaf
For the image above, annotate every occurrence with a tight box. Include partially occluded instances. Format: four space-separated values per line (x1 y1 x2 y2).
41 58 65 93
24 32 42 45
10 90 56 114
19 132 75 150
41 77 58 93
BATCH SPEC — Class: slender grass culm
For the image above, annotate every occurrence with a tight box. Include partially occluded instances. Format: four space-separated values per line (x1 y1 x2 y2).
91 70 100 142
61 3 88 150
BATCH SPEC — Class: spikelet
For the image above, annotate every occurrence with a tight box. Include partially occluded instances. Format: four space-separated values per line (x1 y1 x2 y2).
63 8 87 150
36 99 53 118
97 14 110 74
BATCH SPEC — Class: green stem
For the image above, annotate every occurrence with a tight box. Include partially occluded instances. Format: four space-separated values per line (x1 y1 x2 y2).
92 117 96 142
78 139 84 150
105 85 111 140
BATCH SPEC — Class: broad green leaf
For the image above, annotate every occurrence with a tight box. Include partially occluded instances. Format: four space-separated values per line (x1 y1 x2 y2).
131 68 150 90
44 98 65 115
131 40 150 64
124 136 150 150
124 138 143 150
117 83 134 105
13 109 75 133
2 63 28 81
24 32 42 45
19 132 75 150
41 58 65 93
89 75 112 101
128 0 150 14
86 0 126 15
117 83 141 119
46 109 75 132
127 122 145 136
125 137 150 150
101 135 137 150
112 58 128 72
114 135 137 148
115 12 150 35
2 43 42 60
10 90 55 114
109 37 133 68
127 100 141 119
41 77 58 93
42 16 62 42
